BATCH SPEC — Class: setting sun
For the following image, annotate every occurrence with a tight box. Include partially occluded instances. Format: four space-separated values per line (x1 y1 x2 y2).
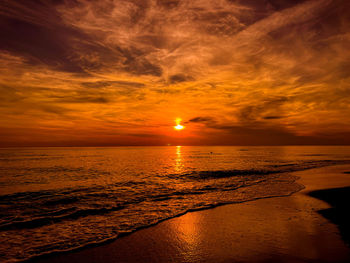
174 118 185 131
174 124 184 130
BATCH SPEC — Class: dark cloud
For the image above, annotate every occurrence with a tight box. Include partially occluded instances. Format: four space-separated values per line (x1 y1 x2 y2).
123 56 162 76
238 97 289 123
169 74 194 83
188 116 215 123
265 0 307 10
0 16 85 73
37 104 71 114
0 1 163 76
154 88 181 95
156 0 180 9
228 0 306 12
263 115 284 120
55 96 110 104
81 80 145 89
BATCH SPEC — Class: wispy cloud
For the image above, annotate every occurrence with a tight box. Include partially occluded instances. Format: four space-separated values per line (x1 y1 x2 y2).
0 0 349 145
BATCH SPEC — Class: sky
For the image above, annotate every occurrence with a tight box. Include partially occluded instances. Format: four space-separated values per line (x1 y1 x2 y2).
0 0 350 146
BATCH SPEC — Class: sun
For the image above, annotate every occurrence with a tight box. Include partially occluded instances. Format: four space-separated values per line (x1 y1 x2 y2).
174 118 185 130
174 124 184 130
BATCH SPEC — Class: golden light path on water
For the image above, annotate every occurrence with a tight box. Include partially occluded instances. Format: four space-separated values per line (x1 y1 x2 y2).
175 146 184 173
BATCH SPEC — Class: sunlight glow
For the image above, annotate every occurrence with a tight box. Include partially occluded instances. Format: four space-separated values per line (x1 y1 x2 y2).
174 124 184 130
174 118 185 130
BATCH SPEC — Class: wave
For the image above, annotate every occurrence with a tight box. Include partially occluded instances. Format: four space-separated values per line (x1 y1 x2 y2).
0 205 128 231
1 160 349 231
179 160 350 180
1 158 350 262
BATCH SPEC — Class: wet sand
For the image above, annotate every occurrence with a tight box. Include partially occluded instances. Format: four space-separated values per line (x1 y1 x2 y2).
33 165 350 263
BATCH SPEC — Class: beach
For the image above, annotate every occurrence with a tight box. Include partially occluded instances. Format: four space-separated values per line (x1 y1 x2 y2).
32 164 350 263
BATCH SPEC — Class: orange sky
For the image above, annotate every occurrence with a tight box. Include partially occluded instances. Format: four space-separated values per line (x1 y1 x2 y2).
1 0 350 146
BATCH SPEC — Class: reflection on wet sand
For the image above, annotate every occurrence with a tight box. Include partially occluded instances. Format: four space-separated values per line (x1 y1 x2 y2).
158 188 350 263
169 212 201 262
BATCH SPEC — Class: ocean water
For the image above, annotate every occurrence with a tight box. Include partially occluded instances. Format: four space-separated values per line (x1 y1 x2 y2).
1 146 350 262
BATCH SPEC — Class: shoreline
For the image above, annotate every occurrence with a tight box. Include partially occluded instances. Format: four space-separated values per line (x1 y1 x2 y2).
31 164 350 263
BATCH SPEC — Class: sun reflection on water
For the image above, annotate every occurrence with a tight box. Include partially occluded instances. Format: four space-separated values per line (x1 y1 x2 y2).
175 146 184 173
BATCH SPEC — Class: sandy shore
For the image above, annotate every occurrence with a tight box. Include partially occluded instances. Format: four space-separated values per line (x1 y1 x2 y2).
33 165 350 263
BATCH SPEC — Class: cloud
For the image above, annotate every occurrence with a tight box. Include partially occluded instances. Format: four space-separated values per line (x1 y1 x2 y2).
188 116 215 123
263 115 284 120
237 97 289 123
53 96 110 104
169 74 194 83
81 80 145 89
0 1 163 76
0 0 350 146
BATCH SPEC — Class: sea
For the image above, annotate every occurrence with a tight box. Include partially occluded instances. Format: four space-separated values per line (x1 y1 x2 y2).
1 146 350 262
